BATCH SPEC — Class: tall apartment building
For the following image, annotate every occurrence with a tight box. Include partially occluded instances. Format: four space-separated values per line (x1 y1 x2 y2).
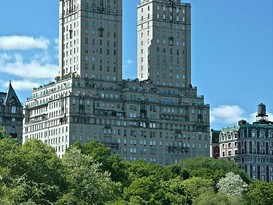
211 104 273 182
0 82 23 142
23 0 210 165
137 0 191 88
59 0 122 82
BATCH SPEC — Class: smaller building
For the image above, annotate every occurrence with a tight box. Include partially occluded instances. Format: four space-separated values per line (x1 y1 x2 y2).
211 103 273 182
219 126 239 160
0 82 23 142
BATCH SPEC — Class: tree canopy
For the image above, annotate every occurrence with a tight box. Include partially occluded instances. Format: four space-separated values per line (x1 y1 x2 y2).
0 130 271 205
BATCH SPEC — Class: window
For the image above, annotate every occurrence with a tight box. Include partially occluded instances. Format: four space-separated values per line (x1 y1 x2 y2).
252 130 257 137
72 98 76 105
11 106 16 113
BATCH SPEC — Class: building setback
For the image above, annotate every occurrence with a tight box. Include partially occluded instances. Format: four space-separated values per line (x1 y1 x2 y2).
0 82 23 142
211 104 273 181
23 0 210 165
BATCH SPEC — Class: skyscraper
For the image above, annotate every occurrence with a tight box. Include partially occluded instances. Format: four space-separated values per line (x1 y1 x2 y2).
137 0 191 88
23 0 210 165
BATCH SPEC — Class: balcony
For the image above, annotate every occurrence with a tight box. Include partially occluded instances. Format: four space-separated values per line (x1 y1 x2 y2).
167 145 189 153
104 142 119 149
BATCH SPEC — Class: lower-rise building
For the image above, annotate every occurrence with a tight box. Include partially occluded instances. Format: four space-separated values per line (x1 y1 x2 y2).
0 82 23 142
211 103 273 181
219 126 239 160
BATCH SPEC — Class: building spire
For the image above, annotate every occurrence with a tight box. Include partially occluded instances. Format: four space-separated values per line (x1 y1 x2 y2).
5 81 21 106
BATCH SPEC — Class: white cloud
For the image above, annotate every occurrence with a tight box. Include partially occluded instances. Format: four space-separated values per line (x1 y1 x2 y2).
123 59 135 68
0 53 58 79
0 79 40 91
0 35 50 50
211 105 245 124
211 105 273 127
126 59 134 65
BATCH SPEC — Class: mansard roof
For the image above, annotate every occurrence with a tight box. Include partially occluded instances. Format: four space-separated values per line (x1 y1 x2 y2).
4 82 21 106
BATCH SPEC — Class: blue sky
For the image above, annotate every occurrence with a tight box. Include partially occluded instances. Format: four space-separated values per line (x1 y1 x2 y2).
0 0 272 129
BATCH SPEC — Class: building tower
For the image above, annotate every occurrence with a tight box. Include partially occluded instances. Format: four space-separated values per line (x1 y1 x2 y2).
59 0 122 82
137 0 191 88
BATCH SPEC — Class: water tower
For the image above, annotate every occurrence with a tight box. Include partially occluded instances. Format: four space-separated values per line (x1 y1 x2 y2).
256 103 269 123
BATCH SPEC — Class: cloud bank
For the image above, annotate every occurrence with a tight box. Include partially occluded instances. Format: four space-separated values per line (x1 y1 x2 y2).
0 53 58 79
0 79 40 91
211 105 245 124
211 105 273 127
0 35 50 50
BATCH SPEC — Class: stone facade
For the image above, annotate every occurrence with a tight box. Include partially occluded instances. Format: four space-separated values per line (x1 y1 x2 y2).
23 75 210 164
137 0 191 88
59 0 122 82
23 0 210 165
237 122 273 181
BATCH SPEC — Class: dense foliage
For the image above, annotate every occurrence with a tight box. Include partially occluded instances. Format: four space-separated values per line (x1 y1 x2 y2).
1 134 273 204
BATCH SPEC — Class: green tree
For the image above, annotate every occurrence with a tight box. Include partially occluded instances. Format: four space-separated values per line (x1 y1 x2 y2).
0 139 64 204
19 140 65 202
72 141 129 186
217 172 248 197
123 175 165 205
162 177 188 205
182 177 214 200
0 126 5 139
194 192 231 205
0 137 20 169
56 147 120 205
126 160 172 181
194 192 248 205
168 164 191 180
246 180 273 205
178 157 250 184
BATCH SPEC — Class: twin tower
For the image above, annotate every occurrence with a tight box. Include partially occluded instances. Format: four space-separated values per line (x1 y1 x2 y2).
59 0 191 88
23 0 210 165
